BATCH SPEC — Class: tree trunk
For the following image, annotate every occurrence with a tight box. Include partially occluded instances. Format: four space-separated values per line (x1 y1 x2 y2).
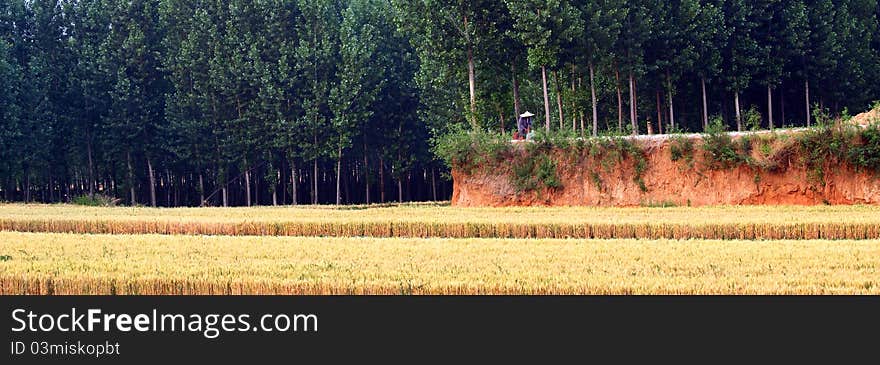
511 61 522 129
570 67 577 132
87 139 95 198
767 85 774 130
635 78 640 132
174 174 179 207
254 167 259 205
164 170 171 207
541 65 551 130
281 166 286 204
467 43 477 129
589 62 598 137
499 110 505 134
735 90 742 131
336 147 342 205
379 157 385 203
290 160 298 205
312 159 318 205
580 112 585 136
198 173 205 207
667 91 674 132
615 66 623 132
363 141 370 205
244 160 252 207
397 150 403 202
701 76 709 129
805 79 811 127
780 80 786 127
272 170 278 206
126 151 136 205
431 168 437 201
147 157 157 207
343 162 350 205
552 70 564 130
666 70 675 130
656 90 663 134
24 170 30 202
628 73 637 135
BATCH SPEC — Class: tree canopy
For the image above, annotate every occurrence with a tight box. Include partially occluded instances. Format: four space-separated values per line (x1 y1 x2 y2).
1 0 879 206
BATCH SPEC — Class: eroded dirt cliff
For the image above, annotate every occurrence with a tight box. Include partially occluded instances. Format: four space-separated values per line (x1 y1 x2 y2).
452 134 880 207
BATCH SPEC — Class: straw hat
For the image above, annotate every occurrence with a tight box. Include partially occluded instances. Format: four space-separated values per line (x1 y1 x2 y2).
519 111 535 118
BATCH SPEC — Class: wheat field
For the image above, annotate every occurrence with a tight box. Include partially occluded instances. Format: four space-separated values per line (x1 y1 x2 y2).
2 203 879 295
4 203 880 239
1 231 878 294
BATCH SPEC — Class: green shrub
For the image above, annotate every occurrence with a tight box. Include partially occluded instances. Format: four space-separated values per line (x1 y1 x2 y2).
616 138 649 192
759 140 772 157
669 134 695 168
848 124 880 173
796 124 853 185
743 106 762 131
702 117 749 170
72 194 120 207
840 107 852 123
431 125 511 174
811 104 833 127
738 135 754 156
511 153 561 193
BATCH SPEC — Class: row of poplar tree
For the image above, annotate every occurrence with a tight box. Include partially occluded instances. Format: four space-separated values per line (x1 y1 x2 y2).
2 0 880 206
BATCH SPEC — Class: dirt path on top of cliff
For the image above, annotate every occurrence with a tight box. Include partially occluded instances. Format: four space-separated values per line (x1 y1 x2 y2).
510 128 811 148
512 107 880 147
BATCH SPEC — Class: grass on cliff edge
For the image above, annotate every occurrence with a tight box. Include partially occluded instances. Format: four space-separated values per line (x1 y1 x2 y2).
1 231 878 295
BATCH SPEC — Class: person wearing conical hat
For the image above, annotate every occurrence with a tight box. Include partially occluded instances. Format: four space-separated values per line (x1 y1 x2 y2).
518 111 534 138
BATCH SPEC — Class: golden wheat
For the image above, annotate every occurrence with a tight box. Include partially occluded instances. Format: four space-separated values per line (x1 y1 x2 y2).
2 203 880 239
1 231 877 294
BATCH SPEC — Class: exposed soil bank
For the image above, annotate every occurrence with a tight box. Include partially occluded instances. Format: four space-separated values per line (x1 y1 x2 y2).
452 133 880 207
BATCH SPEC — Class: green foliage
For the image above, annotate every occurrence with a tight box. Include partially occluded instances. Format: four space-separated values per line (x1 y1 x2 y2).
840 108 852 123
791 120 880 185
618 138 649 192
431 126 511 174
759 139 773 157
590 170 603 191
512 153 561 193
669 134 695 168
4 0 880 207
796 124 851 185
847 124 880 173
72 195 120 207
744 106 762 131
702 117 750 170
811 104 834 127
433 126 656 193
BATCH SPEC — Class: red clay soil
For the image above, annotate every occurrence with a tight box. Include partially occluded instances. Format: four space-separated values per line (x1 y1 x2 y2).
452 134 880 207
